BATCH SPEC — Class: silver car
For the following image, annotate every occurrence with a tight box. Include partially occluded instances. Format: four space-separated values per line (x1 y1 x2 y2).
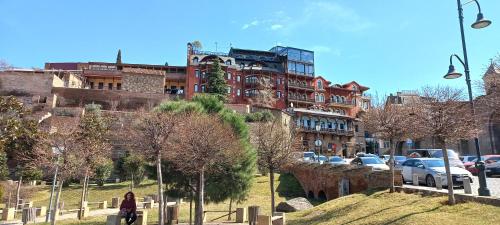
401 158 472 187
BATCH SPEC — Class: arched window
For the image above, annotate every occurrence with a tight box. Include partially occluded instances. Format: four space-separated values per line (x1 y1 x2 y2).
194 84 199 92
341 96 346 103
201 85 206 93
315 93 319 102
335 96 340 103
225 60 232 65
317 80 323 89
319 94 325 102
192 57 199 64
227 72 232 80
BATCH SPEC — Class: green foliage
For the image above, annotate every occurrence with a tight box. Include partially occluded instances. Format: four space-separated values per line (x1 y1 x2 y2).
94 159 113 186
16 167 43 181
207 60 228 101
0 184 3 200
244 110 275 123
155 95 256 203
0 152 8 180
123 154 146 186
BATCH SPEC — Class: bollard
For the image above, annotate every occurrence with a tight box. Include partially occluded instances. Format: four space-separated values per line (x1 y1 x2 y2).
22 208 37 224
136 210 148 225
273 212 286 225
106 215 121 225
412 174 419 186
166 205 179 225
257 215 271 225
435 175 443 190
236 207 247 223
36 206 47 217
463 176 472 194
2 208 16 221
248 206 260 225
99 201 108 209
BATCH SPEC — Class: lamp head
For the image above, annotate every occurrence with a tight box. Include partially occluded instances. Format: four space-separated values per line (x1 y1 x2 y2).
315 124 321 131
471 12 492 29
444 64 463 79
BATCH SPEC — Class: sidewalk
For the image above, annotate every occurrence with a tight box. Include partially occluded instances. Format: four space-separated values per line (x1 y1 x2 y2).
0 208 119 225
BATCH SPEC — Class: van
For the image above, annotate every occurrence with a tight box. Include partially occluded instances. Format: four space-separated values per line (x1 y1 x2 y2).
407 149 465 169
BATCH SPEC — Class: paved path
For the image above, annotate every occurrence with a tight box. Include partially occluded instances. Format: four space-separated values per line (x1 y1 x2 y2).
404 176 500 197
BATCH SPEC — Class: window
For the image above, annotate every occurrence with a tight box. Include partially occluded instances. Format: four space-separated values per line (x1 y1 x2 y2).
236 75 241 82
108 83 113 90
288 61 296 73
98 82 104 89
201 85 206 93
276 78 281 85
277 91 282 98
227 87 232 94
306 65 314 75
296 63 305 74
240 63 245 69
227 72 232 80
194 84 199 92
192 57 199 64
237 89 241 96
319 94 324 102
341 96 346 103
90 82 94 89
202 72 206 79
117 83 121 90
195 70 200 78
225 60 232 65
317 80 323 89
355 125 359 132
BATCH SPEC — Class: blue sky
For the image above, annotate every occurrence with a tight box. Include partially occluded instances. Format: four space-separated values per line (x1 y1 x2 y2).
1 0 499 95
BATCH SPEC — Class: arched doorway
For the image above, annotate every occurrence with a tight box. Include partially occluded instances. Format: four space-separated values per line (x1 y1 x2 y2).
318 190 327 201
307 191 314 199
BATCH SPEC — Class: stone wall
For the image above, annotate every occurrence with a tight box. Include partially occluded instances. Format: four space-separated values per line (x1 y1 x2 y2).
0 71 56 96
122 73 165 94
287 162 402 200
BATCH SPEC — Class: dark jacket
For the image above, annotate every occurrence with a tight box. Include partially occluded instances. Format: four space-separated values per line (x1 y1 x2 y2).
120 192 137 213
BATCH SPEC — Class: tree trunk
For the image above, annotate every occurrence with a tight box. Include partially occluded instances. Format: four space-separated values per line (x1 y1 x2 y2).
189 180 193 225
269 168 276 215
389 139 395 193
78 171 88 219
227 198 233 221
438 138 455 205
51 181 63 225
194 169 205 225
15 176 22 210
84 175 90 201
156 156 165 225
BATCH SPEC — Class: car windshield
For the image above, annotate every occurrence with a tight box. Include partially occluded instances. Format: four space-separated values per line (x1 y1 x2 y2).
395 156 406 161
318 156 327 161
431 150 458 158
330 157 343 162
424 160 445 167
304 152 315 158
361 157 384 164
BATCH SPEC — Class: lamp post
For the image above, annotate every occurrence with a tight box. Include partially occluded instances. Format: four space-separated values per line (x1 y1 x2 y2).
315 124 322 162
444 0 491 196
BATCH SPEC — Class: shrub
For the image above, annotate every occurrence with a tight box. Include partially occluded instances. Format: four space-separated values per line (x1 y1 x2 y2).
94 160 113 186
123 154 146 186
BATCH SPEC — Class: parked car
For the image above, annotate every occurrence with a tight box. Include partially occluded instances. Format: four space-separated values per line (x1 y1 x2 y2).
460 155 478 163
303 152 316 161
464 155 500 175
351 157 390 171
313 155 328 164
401 158 472 187
485 161 500 177
328 156 348 165
407 149 464 169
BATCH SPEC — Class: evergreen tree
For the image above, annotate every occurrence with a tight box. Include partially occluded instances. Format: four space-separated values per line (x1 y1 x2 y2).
116 49 122 65
207 60 228 101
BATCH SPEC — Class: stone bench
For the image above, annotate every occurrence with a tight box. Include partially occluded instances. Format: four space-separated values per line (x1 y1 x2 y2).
257 213 286 225
87 201 108 209
35 206 47 217
111 197 120 208
106 214 121 225
136 210 148 225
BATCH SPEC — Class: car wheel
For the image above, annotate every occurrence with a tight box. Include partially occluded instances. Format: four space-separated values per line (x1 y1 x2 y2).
426 175 435 187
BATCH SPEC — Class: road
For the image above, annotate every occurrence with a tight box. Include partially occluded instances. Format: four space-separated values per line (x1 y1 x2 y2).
404 176 500 197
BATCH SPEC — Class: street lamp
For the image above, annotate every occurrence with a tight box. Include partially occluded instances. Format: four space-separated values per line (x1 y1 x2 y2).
444 0 492 196
315 124 321 162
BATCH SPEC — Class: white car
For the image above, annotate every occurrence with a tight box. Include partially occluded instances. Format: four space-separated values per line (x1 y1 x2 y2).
401 158 472 187
351 157 390 171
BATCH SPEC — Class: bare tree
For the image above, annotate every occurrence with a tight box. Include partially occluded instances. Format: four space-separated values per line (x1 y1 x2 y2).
252 117 300 215
362 95 423 193
132 111 177 225
168 113 243 225
0 59 13 71
415 86 477 205
249 76 277 108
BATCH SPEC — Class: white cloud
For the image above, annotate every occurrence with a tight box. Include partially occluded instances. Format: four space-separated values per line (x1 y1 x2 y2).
311 45 342 56
270 24 283 30
241 20 260 30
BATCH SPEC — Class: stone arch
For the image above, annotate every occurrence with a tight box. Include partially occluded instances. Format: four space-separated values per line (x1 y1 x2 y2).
307 191 315 199
318 190 327 201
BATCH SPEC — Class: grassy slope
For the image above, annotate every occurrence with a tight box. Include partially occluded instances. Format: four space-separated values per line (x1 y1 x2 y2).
288 190 500 225
30 173 303 225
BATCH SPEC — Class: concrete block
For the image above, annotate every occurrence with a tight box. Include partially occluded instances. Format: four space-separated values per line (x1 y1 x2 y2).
235 207 247 223
112 197 120 208
258 215 272 225
2 208 15 221
99 201 108 209
248 206 260 225
412 174 419 186
36 206 47 217
106 215 121 225
143 202 152 209
463 177 472 194
272 212 286 225
78 207 90 219
136 210 148 225
435 175 442 190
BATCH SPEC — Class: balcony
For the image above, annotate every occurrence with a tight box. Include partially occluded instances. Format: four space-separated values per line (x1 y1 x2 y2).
288 96 315 104
288 82 314 91
327 100 356 108
299 126 355 136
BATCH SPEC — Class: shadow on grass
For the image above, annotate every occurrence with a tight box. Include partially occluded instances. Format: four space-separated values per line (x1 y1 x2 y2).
381 204 444 225
288 198 368 225
276 173 305 200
